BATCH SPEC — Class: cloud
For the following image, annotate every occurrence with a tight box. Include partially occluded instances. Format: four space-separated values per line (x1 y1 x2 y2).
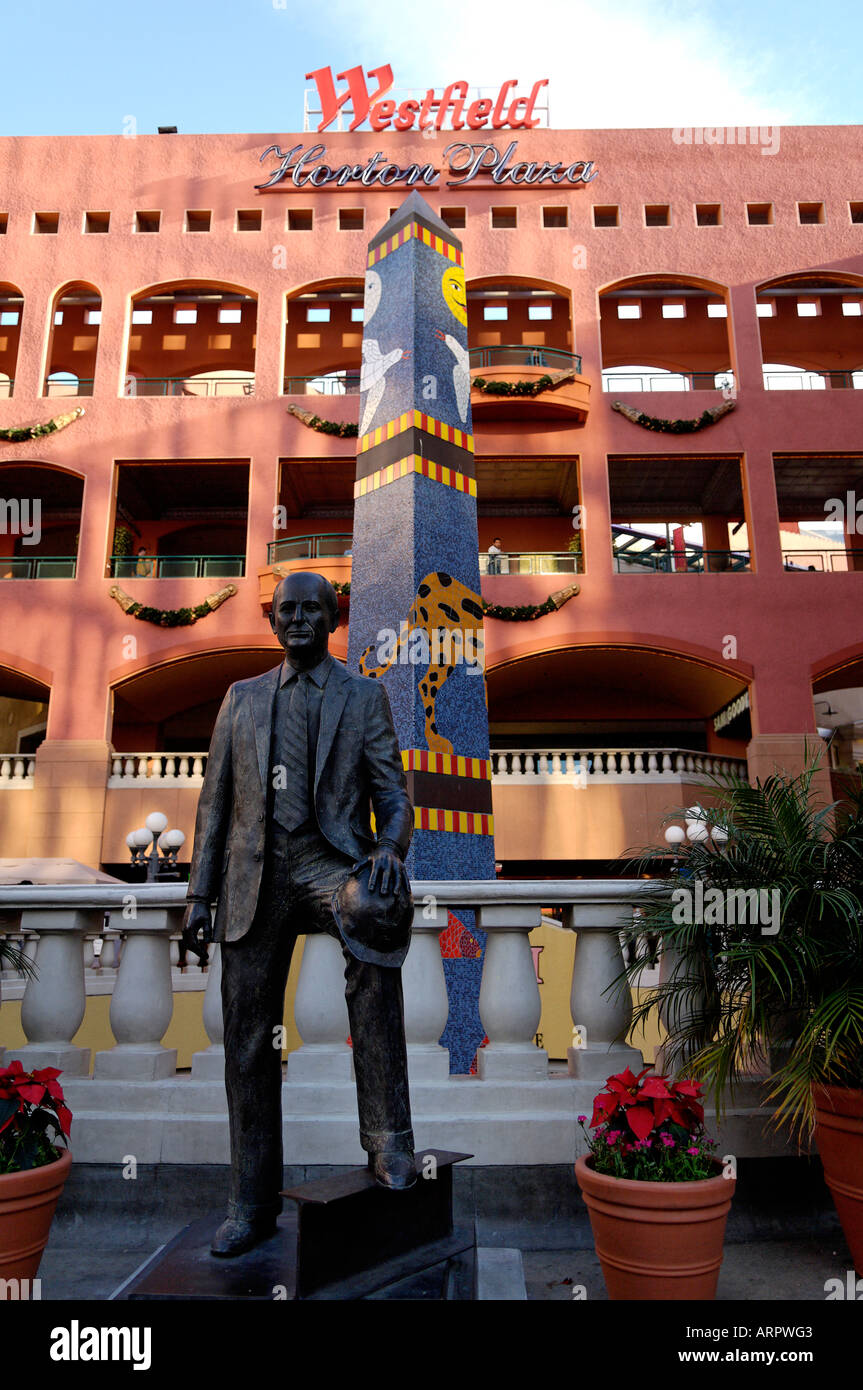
321 0 805 126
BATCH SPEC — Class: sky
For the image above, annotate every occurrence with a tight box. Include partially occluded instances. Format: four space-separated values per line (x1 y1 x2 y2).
0 0 861 136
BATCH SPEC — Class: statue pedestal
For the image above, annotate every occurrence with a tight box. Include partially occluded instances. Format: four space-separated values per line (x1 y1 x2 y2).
113 1150 483 1301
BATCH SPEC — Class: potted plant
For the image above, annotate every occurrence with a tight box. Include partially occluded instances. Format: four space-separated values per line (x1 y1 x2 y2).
575 1065 735 1299
620 760 863 1273
0 1060 73 1283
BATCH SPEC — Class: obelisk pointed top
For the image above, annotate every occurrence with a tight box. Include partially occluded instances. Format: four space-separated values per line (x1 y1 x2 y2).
368 189 462 255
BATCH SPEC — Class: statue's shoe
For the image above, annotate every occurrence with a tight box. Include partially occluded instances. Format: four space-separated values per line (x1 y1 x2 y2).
210 1213 277 1258
368 1150 417 1191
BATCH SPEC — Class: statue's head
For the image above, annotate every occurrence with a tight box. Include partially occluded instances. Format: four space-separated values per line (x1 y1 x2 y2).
269 571 339 667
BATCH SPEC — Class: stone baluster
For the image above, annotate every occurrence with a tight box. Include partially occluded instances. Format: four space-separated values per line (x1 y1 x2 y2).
288 933 353 1081
510 753 522 778
662 752 672 773
0 758 10 780
191 944 225 1079
551 752 562 776
7 909 100 1075
94 908 180 1079
402 903 450 1079
524 752 536 775
136 756 148 779
620 751 632 777
475 905 547 1078
647 751 659 774
564 900 644 1081
179 756 190 779
192 756 204 777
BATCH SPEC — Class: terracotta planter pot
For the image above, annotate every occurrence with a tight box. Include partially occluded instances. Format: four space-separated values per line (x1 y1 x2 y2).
813 1085 863 1275
0 1146 72 1283
575 1153 735 1300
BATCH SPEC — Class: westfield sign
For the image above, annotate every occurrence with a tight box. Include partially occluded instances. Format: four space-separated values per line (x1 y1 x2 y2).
307 64 548 133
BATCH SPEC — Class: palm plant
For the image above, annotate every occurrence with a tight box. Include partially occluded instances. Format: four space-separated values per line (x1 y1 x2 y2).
617 759 863 1139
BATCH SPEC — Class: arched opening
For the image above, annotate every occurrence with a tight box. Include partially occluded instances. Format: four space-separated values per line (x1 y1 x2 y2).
599 275 732 392
283 279 364 395
0 283 25 398
757 274 863 388
43 282 101 397
467 275 573 362
812 652 863 796
0 665 50 759
486 643 750 871
0 463 84 578
126 282 257 396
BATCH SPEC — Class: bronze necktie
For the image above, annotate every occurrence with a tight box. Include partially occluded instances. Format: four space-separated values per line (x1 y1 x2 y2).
278 673 310 832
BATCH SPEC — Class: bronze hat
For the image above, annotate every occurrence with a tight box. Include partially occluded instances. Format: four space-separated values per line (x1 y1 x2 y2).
331 857 413 968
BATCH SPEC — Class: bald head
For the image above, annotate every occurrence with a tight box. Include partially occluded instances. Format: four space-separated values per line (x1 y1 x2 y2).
269 570 339 669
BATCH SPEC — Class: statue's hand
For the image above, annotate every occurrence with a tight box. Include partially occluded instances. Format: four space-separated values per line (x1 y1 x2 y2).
182 900 213 964
366 846 407 897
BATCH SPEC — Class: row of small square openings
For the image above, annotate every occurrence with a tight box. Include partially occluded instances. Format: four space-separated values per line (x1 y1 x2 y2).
8 201 863 236
756 297 863 317
615 301 728 319
614 296 863 320
594 202 861 227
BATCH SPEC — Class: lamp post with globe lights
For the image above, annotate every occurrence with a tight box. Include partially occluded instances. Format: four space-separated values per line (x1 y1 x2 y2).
125 811 186 882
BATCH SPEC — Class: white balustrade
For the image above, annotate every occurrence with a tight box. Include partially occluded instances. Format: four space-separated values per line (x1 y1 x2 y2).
288 933 353 1081
564 897 644 1082
191 943 224 1080
0 756 35 785
5 909 98 1075
93 909 181 1079
107 752 208 786
490 747 747 784
475 903 547 1078
402 904 451 1079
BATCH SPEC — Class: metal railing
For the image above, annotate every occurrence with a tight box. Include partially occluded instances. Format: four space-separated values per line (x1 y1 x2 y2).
123 377 255 397
268 534 353 564
109 554 245 579
614 544 751 574
763 369 862 391
43 379 94 398
0 556 77 579
0 378 14 399
481 550 583 575
283 374 361 396
602 371 735 393
469 345 582 373
782 549 863 572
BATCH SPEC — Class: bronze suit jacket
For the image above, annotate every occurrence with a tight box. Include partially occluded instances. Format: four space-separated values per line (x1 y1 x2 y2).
186 659 413 943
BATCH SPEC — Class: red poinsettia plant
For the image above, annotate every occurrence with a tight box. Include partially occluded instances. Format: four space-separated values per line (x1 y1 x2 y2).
578 1065 717 1181
0 1061 72 1174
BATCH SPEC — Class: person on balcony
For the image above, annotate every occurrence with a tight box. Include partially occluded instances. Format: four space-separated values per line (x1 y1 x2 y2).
134 547 154 577
182 571 416 1258
487 538 504 575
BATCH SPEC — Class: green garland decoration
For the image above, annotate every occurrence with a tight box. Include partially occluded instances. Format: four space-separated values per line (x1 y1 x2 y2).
287 404 358 437
472 374 556 398
481 596 557 620
109 582 238 627
611 399 736 434
0 405 85 443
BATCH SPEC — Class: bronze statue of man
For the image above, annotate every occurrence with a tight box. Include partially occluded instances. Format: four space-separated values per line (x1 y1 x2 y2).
182 571 415 1258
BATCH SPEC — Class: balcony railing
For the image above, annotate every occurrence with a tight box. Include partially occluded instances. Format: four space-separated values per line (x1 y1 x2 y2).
613 542 751 574
105 746 745 789
43 379 94 398
283 374 361 396
0 880 784 1164
480 550 583 575
0 555 77 579
469 345 582 373
763 369 862 391
123 377 255 397
110 554 245 579
0 378 14 399
492 747 747 782
109 753 208 786
603 371 735 393
0 756 35 785
268 534 353 564
783 549 863 572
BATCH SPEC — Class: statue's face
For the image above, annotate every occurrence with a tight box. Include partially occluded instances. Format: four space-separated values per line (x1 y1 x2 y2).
269 573 337 666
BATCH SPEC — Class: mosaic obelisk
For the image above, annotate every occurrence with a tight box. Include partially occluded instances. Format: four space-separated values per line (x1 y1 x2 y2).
346 192 495 1070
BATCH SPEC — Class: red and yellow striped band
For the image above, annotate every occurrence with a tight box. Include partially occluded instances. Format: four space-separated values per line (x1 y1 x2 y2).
359 407 474 455
354 453 476 499
401 750 491 779
367 222 463 269
414 808 494 835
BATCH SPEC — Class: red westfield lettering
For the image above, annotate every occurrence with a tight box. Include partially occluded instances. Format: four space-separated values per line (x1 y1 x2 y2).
306 65 548 134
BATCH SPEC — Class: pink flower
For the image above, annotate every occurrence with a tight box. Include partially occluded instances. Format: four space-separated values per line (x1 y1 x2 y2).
687 1146 700 1155
577 1115 587 1124
660 1134 675 1148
